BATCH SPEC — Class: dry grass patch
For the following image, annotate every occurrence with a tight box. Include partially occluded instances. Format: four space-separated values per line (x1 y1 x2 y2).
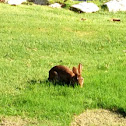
75 31 95 37
0 116 37 126
71 109 126 126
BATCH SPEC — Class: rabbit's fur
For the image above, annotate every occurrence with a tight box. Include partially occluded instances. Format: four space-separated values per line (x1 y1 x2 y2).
48 64 84 87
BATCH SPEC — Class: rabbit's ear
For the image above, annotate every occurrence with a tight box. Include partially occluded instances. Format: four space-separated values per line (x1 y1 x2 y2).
72 67 78 75
78 63 82 74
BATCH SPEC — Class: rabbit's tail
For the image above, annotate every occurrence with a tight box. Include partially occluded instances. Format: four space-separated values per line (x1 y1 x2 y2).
48 70 58 81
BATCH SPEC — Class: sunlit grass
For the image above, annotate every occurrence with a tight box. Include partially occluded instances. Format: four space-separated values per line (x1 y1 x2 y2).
0 3 126 126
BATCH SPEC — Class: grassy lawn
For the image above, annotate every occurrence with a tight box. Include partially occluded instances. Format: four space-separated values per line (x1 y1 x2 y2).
0 2 126 126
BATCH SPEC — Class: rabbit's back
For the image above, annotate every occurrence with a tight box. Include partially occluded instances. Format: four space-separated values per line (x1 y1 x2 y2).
48 65 74 83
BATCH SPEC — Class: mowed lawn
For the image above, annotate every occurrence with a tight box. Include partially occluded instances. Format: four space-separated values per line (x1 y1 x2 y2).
0 3 126 126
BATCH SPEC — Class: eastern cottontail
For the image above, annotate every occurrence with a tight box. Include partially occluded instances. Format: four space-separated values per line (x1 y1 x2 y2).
48 63 84 87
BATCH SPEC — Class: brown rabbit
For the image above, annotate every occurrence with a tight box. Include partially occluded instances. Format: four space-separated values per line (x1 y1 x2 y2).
48 63 84 87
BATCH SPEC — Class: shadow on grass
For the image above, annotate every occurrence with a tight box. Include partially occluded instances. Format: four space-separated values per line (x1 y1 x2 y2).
111 107 126 118
27 79 76 88
48 79 78 88
98 103 126 118
27 79 45 85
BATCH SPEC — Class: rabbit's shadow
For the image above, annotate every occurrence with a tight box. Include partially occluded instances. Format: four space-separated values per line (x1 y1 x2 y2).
48 79 78 88
27 79 76 87
27 79 45 85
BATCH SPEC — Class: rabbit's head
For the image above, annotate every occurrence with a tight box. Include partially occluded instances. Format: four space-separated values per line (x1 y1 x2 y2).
72 63 84 87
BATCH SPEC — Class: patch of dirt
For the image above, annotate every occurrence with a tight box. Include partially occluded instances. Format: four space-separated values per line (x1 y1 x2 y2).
0 116 37 126
71 109 126 126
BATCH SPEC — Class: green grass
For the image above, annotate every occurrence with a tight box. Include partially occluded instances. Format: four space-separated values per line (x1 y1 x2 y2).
0 3 126 126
